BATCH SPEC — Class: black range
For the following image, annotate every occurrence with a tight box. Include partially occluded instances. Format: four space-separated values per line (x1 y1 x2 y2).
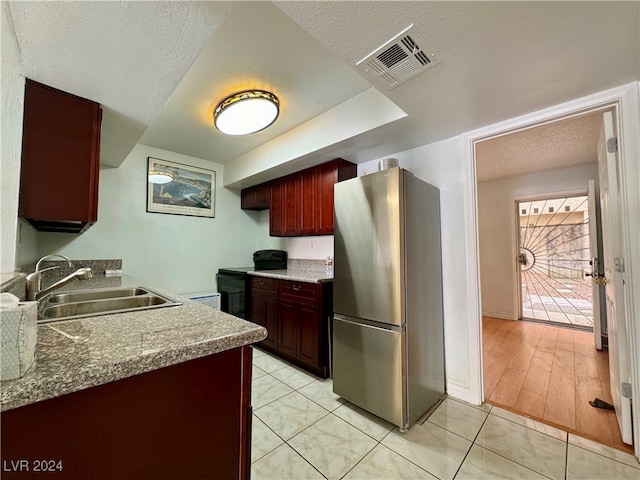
216 250 287 319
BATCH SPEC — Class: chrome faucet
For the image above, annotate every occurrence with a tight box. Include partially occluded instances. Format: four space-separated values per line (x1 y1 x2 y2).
35 254 73 272
26 255 93 301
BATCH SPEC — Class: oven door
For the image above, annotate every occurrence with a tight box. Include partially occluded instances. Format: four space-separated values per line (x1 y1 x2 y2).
216 273 247 319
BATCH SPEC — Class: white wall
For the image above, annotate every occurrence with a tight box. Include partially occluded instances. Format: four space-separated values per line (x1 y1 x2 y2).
0 5 26 274
358 137 474 400
477 163 598 319
30 144 261 294
255 210 334 260
0 69 24 274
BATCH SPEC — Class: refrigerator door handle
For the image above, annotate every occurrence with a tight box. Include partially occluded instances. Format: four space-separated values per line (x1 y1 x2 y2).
333 313 404 333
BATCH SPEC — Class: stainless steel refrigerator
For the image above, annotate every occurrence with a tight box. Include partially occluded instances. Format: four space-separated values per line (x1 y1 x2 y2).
332 166 445 430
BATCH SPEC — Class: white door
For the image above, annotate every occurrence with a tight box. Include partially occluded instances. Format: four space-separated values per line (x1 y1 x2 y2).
598 110 632 445
587 179 603 350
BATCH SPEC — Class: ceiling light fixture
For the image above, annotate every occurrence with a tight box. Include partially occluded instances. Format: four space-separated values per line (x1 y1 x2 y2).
214 90 279 135
148 171 174 184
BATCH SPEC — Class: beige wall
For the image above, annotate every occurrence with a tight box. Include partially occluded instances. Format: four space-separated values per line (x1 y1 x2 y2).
477 163 598 320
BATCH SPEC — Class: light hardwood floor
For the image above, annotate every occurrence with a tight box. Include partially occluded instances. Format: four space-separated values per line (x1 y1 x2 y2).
483 316 633 453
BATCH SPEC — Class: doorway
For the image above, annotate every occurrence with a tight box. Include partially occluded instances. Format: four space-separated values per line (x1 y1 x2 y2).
466 84 640 458
517 194 593 329
475 110 630 451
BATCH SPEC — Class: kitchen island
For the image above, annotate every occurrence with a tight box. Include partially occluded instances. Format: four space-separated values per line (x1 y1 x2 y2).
1 273 266 479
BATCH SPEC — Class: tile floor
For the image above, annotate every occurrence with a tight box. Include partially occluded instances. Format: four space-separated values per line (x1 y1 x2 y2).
250 347 640 480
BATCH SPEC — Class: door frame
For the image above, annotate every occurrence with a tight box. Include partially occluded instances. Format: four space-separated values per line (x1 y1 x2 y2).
462 82 640 455
512 189 590 325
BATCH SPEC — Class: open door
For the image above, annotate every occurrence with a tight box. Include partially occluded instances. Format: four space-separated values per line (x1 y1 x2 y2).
517 195 593 328
586 179 605 350
598 110 632 445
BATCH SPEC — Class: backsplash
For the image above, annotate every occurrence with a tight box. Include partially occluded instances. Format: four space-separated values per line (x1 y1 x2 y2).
8 260 123 299
287 259 326 272
27 259 122 278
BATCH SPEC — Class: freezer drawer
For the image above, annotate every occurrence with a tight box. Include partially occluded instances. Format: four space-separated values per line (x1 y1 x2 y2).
332 315 406 427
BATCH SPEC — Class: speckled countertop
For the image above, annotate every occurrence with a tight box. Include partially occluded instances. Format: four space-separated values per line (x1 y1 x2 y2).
248 269 333 284
0 274 266 412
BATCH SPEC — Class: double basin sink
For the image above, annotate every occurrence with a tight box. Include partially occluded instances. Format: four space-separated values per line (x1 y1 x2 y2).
38 287 182 323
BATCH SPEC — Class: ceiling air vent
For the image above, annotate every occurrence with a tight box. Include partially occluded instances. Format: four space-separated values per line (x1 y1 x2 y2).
356 25 440 90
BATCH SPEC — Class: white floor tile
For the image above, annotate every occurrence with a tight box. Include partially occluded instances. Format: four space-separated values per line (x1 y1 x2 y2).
255 391 328 440
251 416 284 464
253 353 290 373
251 444 324 480
333 402 395 441
344 444 436 479
381 421 472 480
490 406 567 441
252 374 294 409
253 365 268 379
427 397 488 441
568 434 640 469
567 444 640 480
299 378 347 411
289 413 377 479
250 352 637 480
270 365 318 390
475 414 566 480
252 346 267 359
456 444 548 479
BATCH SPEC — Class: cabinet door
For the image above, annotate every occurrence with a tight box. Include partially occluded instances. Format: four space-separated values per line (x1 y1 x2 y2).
241 184 269 210
315 162 338 234
269 181 284 236
249 289 264 327
262 294 279 350
19 80 101 232
278 300 298 358
283 176 302 236
300 169 316 234
297 305 321 367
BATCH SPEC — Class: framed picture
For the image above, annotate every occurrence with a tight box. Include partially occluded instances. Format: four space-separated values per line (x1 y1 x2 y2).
146 157 216 218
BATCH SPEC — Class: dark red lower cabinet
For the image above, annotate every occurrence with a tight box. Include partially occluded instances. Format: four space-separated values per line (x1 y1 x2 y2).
1 346 253 479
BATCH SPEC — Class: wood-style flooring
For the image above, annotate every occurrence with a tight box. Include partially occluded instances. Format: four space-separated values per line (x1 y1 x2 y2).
483 316 633 453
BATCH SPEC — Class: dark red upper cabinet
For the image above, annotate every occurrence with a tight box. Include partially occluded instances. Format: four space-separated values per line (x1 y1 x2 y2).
19 79 102 233
240 183 270 210
242 158 356 236
269 179 285 236
315 159 356 234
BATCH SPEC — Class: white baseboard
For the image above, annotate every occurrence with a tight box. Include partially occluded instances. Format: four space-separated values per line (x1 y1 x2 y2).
446 380 479 405
481 310 514 320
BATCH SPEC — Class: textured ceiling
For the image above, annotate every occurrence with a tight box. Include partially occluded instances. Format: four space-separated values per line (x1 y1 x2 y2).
6 1 234 166
275 1 639 159
139 1 371 165
475 111 604 182
4 1 639 180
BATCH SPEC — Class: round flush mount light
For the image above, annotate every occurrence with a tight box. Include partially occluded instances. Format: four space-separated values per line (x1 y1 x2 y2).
148 171 173 184
214 90 279 135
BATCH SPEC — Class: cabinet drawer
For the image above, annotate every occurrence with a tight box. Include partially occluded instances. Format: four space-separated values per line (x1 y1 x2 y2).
251 276 279 294
280 281 319 306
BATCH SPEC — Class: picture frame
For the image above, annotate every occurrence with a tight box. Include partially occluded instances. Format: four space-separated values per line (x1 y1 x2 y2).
146 157 216 218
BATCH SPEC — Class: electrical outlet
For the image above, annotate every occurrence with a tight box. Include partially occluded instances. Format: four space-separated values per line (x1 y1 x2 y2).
310 241 314 248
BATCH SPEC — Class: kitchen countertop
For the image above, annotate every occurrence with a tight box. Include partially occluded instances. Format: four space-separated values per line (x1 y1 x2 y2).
0 274 266 412
248 269 333 284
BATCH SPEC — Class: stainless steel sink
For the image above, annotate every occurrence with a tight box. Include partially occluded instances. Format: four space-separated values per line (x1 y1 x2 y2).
38 286 182 323
47 287 150 304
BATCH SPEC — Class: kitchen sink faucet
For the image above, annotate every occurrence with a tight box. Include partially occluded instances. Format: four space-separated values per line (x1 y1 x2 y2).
26 254 93 301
